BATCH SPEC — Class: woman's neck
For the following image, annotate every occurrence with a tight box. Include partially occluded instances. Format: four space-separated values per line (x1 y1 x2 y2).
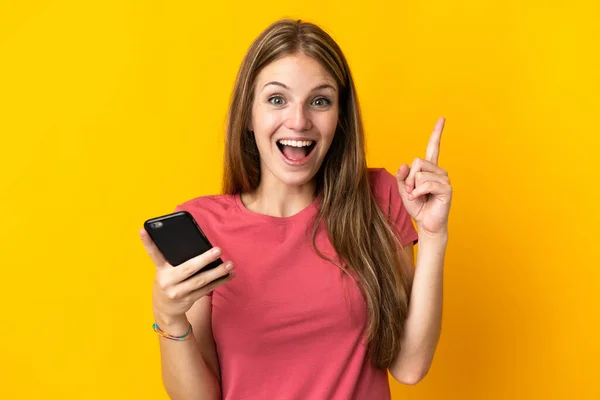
241 179 316 218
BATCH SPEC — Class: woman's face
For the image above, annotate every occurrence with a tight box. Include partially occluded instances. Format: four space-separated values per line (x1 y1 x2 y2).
250 53 339 189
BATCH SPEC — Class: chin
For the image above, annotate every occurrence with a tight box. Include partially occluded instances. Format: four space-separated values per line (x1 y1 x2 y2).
275 169 317 187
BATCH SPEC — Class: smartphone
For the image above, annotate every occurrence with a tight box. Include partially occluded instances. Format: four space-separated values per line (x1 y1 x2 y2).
143 211 227 279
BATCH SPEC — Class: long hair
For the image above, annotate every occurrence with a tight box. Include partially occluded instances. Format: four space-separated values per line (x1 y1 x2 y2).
222 18 414 369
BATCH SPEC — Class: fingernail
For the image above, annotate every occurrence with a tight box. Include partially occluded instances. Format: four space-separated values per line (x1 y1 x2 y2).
212 247 222 256
226 262 234 271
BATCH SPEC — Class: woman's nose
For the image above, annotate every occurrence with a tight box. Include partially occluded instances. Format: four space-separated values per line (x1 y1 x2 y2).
284 103 312 132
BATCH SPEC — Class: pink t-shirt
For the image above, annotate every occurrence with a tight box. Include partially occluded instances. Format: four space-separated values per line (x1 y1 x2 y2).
175 168 418 400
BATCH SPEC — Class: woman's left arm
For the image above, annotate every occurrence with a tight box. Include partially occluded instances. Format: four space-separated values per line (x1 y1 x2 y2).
388 234 446 385
389 117 452 385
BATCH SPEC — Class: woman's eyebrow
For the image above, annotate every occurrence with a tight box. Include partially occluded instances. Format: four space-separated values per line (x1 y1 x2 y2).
262 81 337 92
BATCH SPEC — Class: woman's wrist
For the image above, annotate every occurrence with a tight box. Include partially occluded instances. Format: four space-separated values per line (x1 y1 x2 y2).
153 310 190 336
417 228 448 246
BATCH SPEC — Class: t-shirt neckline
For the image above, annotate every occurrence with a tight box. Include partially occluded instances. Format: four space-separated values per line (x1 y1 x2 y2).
234 192 319 224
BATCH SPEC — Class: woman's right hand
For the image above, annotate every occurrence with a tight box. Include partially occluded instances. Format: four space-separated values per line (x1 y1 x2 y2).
139 228 236 327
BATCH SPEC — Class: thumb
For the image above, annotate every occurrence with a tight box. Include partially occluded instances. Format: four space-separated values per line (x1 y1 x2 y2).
396 164 411 196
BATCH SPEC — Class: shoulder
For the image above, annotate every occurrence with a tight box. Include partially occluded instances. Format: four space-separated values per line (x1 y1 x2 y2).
174 194 238 242
367 167 403 220
367 167 398 198
367 167 417 245
175 193 236 215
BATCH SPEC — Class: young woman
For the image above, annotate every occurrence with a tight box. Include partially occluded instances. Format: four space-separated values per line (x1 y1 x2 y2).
140 18 452 400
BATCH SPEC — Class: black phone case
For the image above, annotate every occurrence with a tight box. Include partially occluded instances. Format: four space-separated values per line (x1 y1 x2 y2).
143 211 225 278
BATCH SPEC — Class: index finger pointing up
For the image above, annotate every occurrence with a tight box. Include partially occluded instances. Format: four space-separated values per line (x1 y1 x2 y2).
426 117 445 165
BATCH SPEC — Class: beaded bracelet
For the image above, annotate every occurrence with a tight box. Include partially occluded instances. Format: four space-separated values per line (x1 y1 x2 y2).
152 322 193 341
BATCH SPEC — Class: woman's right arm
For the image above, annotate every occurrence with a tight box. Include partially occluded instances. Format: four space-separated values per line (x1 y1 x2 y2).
155 297 221 400
141 228 235 400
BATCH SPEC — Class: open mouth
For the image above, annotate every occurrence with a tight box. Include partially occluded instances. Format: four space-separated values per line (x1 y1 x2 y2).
276 139 317 161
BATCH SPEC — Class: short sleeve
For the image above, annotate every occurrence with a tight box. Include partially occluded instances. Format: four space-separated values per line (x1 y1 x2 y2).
174 203 214 297
371 168 419 247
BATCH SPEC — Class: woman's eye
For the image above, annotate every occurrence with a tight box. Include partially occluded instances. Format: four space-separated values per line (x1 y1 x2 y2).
268 96 285 105
311 97 331 107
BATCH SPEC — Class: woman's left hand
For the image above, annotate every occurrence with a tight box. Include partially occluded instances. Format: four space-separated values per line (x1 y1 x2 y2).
396 117 453 237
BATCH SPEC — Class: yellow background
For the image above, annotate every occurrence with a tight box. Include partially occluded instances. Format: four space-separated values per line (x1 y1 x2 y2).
1 1 598 398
